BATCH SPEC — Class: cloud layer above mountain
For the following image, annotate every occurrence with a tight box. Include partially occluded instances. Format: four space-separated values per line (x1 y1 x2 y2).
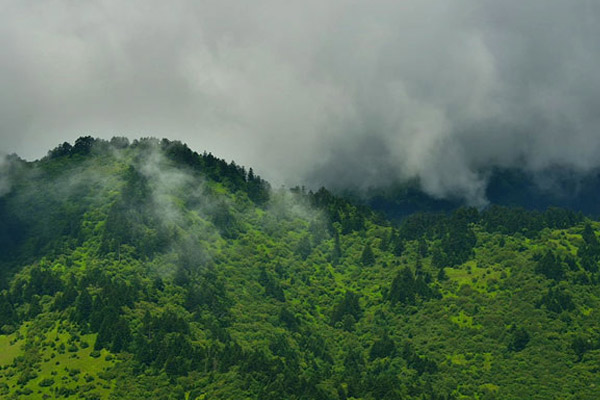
2 0 599 204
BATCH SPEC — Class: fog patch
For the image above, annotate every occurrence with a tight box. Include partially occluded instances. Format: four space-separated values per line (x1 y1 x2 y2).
0 154 12 197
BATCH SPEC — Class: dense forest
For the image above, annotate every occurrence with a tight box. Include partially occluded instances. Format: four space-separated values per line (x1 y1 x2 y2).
1 137 599 399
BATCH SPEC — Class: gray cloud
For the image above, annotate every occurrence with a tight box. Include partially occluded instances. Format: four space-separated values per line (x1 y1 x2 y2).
1 0 599 204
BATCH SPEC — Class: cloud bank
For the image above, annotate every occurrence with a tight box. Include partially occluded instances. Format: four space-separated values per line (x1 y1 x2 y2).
1 0 599 204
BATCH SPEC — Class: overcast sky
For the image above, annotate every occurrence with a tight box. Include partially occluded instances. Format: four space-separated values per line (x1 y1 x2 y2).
1 0 599 203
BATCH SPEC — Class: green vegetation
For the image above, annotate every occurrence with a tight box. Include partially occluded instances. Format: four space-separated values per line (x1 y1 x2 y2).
1 137 600 399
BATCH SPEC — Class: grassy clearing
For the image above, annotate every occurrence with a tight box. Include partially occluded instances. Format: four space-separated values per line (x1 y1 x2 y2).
0 322 117 399
450 310 483 330
0 333 21 367
445 260 505 296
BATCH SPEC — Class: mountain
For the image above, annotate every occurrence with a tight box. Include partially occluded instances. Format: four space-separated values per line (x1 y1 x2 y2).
1 137 600 399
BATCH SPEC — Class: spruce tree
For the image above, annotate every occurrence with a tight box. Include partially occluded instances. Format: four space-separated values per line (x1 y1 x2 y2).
361 243 375 266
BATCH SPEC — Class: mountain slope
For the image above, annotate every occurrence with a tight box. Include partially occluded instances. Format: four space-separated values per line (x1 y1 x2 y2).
1 137 600 400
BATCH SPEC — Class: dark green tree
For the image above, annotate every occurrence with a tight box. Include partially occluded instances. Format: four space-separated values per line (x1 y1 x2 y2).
571 335 593 361
296 235 312 260
389 267 416 305
582 223 598 247
535 251 564 281
0 292 16 327
360 243 376 267
111 317 132 353
538 287 575 313
508 326 530 352
331 231 342 265
392 237 405 257
73 288 93 325
369 334 396 360
331 291 362 325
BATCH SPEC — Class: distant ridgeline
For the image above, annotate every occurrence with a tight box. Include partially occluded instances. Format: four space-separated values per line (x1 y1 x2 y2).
0 136 599 399
351 166 600 222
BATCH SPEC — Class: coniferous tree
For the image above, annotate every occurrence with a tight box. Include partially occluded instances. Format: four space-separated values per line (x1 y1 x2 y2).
73 288 92 325
361 243 376 266
418 238 429 258
431 246 446 269
332 230 342 265
508 326 530 352
89 295 106 331
582 223 598 247
296 235 312 260
379 230 391 251
392 237 405 257
535 251 564 281
111 317 132 353
579 223 600 273
331 291 362 325
437 267 448 281
369 334 396 360
53 283 78 311
27 295 42 318
538 287 575 313
0 292 16 327
389 267 416 305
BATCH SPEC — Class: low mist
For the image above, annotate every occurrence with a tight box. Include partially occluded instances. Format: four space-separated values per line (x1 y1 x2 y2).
0 155 11 197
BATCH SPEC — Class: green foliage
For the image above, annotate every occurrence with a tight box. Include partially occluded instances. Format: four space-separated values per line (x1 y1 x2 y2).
331 291 362 327
310 186 368 234
537 287 575 313
360 243 376 266
73 288 92 325
401 342 438 375
295 234 312 260
1 137 600 399
331 230 342 265
388 266 439 305
258 266 286 301
534 251 565 281
582 222 598 246
507 326 530 352
578 223 600 273
369 333 396 360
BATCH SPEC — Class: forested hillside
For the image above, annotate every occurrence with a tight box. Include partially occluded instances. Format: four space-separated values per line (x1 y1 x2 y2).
1 137 600 399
